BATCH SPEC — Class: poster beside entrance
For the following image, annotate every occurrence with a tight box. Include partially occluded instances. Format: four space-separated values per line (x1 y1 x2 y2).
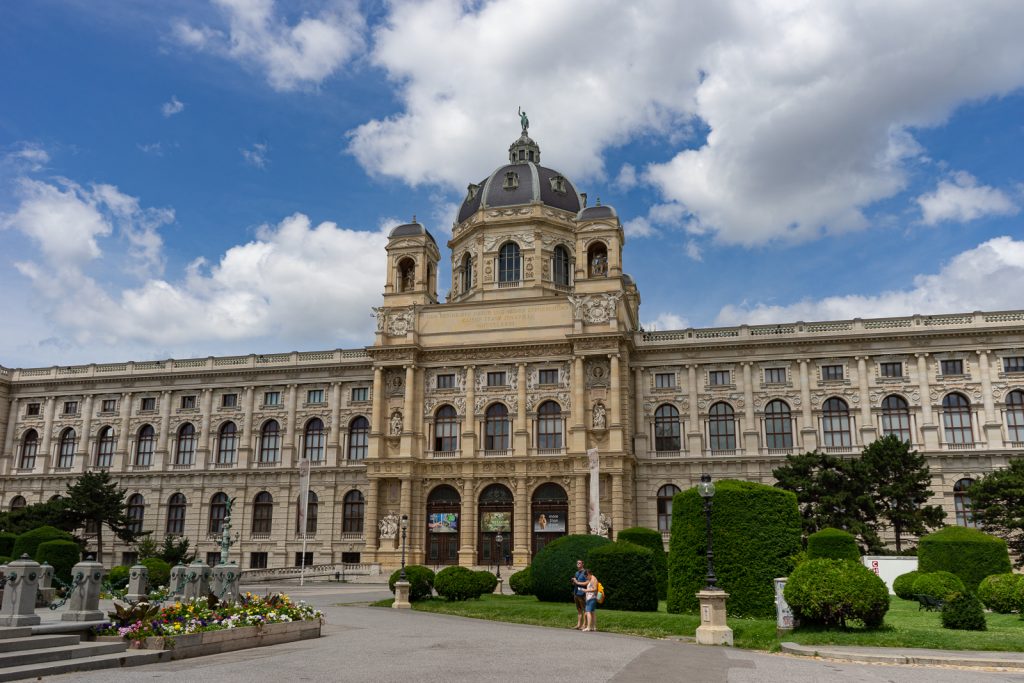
480 511 511 532
428 512 459 533
533 511 566 532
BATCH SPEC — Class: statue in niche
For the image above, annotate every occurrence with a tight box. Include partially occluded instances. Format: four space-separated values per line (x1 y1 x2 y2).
379 512 399 540
592 402 607 429
591 253 608 277
390 411 403 436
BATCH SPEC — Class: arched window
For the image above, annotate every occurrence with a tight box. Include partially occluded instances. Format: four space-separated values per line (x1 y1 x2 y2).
303 418 325 461
135 424 155 466
348 416 369 460
881 395 912 443
657 484 680 532
127 494 145 534
942 393 973 444
498 242 521 283
485 403 510 450
9 495 27 511
19 429 38 469
552 245 571 287
764 400 793 449
822 398 852 447
536 401 563 449
398 257 415 291
343 490 365 533
175 423 196 466
434 405 458 452
708 402 736 451
461 253 473 293
296 490 318 534
1005 390 1024 443
953 478 977 528
57 428 76 468
259 420 280 463
166 493 186 535
217 422 237 465
587 242 608 277
209 492 229 534
96 426 116 467
654 405 681 452
252 492 273 534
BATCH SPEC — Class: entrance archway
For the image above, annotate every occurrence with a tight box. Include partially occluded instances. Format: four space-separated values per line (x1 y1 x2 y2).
478 483 513 566
531 482 568 557
426 485 461 566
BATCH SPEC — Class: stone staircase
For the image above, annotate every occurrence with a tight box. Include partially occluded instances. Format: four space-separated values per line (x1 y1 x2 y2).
0 626 166 681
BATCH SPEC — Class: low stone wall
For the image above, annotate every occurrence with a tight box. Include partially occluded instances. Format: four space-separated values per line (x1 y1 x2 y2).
96 619 322 659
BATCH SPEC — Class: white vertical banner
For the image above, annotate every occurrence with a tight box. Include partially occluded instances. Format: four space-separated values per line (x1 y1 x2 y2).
586 448 600 534
298 456 311 585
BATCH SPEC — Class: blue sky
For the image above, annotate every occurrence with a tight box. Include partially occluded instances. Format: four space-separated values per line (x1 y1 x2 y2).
1 0 1023 368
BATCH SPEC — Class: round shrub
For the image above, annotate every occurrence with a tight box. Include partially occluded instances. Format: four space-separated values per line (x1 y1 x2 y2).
106 565 130 590
0 532 16 557
617 527 667 599
784 558 890 629
0 556 11 565
509 566 533 595
473 570 498 596
36 539 80 585
585 541 658 612
530 534 610 603
388 565 435 602
1014 577 1024 614
911 571 965 601
434 566 488 601
919 526 1011 591
807 528 860 562
892 571 921 600
11 526 74 561
977 573 1023 614
668 480 801 617
141 558 171 588
941 592 987 631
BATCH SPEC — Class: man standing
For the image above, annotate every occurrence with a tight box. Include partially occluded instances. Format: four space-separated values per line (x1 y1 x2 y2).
571 559 587 629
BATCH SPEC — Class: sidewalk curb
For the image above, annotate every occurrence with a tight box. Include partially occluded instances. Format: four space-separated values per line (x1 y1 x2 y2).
780 642 1024 669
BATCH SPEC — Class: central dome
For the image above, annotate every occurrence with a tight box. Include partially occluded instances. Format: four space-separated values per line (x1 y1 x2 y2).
456 132 582 224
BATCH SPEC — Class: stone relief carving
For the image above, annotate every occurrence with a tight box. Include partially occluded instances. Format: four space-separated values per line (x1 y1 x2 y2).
526 391 571 412
387 307 416 336
483 232 535 251
592 402 607 429
378 512 399 540
475 394 518 414
371 307 387 333
591 513 612 537
568 292 622 324
586 359 610 387
390 410 403 436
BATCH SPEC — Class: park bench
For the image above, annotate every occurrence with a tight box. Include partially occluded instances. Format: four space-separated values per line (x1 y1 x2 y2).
914 594 945 611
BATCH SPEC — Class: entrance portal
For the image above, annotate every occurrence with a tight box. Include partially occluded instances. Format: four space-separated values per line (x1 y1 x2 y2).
426 484 461 566
531 482 568 557
478 483 513 566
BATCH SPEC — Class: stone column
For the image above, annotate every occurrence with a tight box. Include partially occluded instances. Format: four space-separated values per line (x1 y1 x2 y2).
39 396 55 472
156 390 172 469
371 367 384 435
798 360 817 451
515 363 528 454
573 475 587 534
977 350 1003 447
687 365 701 455
856 356 875 445
285 384 298 466
117 392 132 469
3 397 17 460
78 394 93 472
611 472 623 539
741 363 758 454
459 478 476 566
330 382 342 464
462 366 476 458
199 388 213 464
0 557 42 626
241 386 255 468
62 561 106 622
572 356 586 452
609 355 623 451
513 477 529 565
633 368 646 458
364 479 379 553
916 354 938 449
401 365 416 456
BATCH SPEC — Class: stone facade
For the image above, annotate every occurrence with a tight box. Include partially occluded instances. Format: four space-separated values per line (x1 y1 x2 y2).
1 134 1023 571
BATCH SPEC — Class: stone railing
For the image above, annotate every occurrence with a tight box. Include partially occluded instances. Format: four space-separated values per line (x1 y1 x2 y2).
239 563 381 583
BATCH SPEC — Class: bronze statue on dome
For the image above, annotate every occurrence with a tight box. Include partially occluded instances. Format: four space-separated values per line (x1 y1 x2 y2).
518 107 529 134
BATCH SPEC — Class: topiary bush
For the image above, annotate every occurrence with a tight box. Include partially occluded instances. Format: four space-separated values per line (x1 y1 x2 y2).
617 527 667 599
1014 577 1024 614
0 532 16 557
911 571 965 601
434 566 490 601
530 534 611 603
977 573 1023 614
918 526 1011 591
509 566 533 595
106 565 130 590
36 539 80 585
941 592 987 631
784 558 890 629
11 525 74 561
807 528 861 562
141 557 171 589
892 570 921 600
473 570 498 596
668 480 802 617
388 565 435 602
585 541 658 612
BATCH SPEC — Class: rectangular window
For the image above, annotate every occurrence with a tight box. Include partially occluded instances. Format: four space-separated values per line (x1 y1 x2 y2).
764 368 786 384
880 362 903 378
487 371 507 387
306 389 324 404
351 387 369 402
709 370 730 386
26 402 41 416
655 373 676 388
822 365 844 381
340 551 361 564
101 399 117 412
263 391 281 406
140 397 156 411
63 401 78 415
222 393 238 408
121 552 139 567
294 552 314 568
1003 356 1024 373
436 374 455 389
538 369 559 385
180 395 197 409
249 552 268 569
206 552 221 566
941 359 964 376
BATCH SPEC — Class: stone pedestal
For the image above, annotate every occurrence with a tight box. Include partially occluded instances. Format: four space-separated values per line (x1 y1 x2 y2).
36 563 55 607
211 563 240 603
0 556 42 626
695 590 732 646
62 561 106 622
183 560 212 602
393 580 411 609
126 564 149 603
170 562 187 597
493 578 504 595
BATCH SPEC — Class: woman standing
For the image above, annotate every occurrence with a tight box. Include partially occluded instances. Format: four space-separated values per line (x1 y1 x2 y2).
581 568 599 632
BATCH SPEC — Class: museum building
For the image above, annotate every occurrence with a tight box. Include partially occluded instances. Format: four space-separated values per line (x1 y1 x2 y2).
1 129 1023 572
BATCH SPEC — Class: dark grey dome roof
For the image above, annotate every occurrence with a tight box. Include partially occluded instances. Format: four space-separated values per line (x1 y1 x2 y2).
577 204 617 221
457 162 582 224
389 221 436 245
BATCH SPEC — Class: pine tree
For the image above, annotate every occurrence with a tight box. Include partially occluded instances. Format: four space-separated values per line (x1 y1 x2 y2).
64 470 143 565
969 458 1024 567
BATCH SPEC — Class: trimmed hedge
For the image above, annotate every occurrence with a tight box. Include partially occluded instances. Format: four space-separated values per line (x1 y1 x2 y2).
474 570 499 596
11 526 74 561
530 534 611 603
918 526 1011 591
1015 577 1024 614
617 527 667 599
668 480 801 617
434 566 493 601
585 541 658 612
509 567 533 595
388 565 435 602
892 571 921 600
977 573 1023 614
784 558 890 629
107 565 131 590
0 532 16 557
36 540 80 585
807 528 860 562
141 558 171 589
911 571 965 601
941 592 987 631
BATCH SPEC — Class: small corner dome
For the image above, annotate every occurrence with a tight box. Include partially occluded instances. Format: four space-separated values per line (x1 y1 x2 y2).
389 221 436 245
577 204 617 221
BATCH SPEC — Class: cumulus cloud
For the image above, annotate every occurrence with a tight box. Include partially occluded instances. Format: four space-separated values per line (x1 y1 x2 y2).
161 96 185 117
241 142 269 169
644 312 690 332
5 143 50 171
615 163 638 191
715 236 1024 325
917 172 1019 225
172 0 364 91
623 216 656 238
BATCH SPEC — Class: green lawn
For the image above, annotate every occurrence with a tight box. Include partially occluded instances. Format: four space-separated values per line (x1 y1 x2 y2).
370 595 1024 653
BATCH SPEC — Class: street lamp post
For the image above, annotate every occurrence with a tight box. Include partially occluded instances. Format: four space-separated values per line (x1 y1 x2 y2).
399 514 409 582
694 473 732 646
494 533 503 580
697 473 717 590
393 513 412 609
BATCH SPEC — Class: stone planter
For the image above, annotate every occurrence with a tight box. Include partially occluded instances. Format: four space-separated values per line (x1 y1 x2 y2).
99 619 322 660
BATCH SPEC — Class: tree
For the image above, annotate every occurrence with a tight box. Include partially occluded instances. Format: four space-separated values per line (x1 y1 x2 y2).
968 459 1024 567
0 497 76 535
64 470 145 565
773 451 881 552
135 534 195 566
860 434 945 552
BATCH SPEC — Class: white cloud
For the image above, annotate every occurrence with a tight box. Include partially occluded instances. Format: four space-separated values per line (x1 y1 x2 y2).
715 236 1024 325
623 217 656 238
644 312 690 332
173 0 364 92
5 143 50 171
684 241 703 262
917 171 1018 225
161 96 185 117
241 142 269 169
138 142 164 155
615 163 638 191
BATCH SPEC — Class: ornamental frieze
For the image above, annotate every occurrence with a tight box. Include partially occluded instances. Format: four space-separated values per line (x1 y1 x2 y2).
526 391 572 412
475 394 517 414
483 231 535 251
568 292 622 324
